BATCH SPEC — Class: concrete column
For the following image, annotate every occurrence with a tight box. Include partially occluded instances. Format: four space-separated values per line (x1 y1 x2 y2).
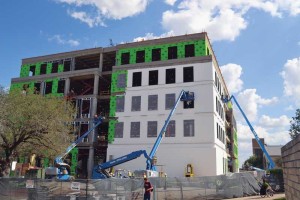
40 81 45 95
64 78 70 96
87 74 100 178
71 58 75 71
99 52 103 72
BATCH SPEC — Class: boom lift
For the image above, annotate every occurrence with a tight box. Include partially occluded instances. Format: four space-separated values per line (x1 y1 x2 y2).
92 90 195 179
45 116 104 180
222 95 275 169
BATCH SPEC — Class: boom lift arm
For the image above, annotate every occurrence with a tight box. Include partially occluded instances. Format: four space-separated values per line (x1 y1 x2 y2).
55 116 104 166
146 90 195 171
222 95 275 169
92 150 151 179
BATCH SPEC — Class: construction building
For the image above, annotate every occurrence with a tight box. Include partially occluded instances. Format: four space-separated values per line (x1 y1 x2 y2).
10 32 239 178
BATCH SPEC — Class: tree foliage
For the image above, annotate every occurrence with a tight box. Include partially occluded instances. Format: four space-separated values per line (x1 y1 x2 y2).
243 155 263 169
289 109 300 139
0 89 75 164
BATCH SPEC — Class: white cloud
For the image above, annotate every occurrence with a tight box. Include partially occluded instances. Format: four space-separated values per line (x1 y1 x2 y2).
280 57 300 105
220 63 243 93
258 115 290 128
48 35 80 46
160 0 300 41
165 0 177 6
68 10 105 27
133 31 175 42
235 89 278 122
56 0 149 27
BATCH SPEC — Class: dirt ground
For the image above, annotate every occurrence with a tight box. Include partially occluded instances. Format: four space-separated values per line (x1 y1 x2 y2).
227 192 285 200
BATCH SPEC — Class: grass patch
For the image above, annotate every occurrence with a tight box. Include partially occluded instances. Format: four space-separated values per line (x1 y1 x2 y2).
274 198 285 200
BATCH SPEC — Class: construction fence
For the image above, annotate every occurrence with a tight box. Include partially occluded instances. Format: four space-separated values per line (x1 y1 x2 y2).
0 172 268 200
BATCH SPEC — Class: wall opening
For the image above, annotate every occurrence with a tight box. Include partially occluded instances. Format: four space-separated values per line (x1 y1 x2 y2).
45 81 53 94
168 46 177 59
34 82 41 94
70 76 94 95
52 62 59 73
29 65 35 76
183 66 194 82
57 80 65 93
132 72 142 87
152 48 161 61
149 70 158 85
166 68 176 84
40 64 47 75
136 50 145 63
121 52 130 65
64 60 71 72
102 52 116 72
75 54 99 70
185 44 195 57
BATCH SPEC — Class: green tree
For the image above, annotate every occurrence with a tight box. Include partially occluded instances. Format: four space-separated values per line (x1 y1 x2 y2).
0 89 75 166
243 155 263 169
289 109 300 139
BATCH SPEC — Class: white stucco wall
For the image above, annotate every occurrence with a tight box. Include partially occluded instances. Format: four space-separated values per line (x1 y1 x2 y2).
107 61 227 177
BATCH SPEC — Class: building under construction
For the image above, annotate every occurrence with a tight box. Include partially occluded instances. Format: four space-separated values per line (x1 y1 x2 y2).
11 32 239 178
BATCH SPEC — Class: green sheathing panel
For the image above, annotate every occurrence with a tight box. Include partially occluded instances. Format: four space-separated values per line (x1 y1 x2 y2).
109 96 117 117
115 39 208 66
108 119 117 143
70 148 78 176
19 62 66 77
10 82 35 92
110 70 128 93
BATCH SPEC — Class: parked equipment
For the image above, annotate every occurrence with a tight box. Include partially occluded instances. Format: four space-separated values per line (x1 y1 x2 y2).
222 95 275 169
92 90 195 179
46 116 104 180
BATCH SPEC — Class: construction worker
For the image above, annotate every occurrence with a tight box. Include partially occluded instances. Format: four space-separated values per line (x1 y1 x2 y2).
143 177 153 200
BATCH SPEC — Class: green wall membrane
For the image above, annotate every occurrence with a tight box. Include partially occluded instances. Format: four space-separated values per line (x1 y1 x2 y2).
109 96 116 117
108 120 117 143
110 70 127 93
70 148 78 176
19 61 67 78
116 39 208 66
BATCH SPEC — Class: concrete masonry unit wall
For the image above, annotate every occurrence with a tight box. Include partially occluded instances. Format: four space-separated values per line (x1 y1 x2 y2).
281 134 300 200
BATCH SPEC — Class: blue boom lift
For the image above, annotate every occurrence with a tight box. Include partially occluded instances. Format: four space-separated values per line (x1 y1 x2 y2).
45 116 104 180
222 95 275 169
92 90 195 179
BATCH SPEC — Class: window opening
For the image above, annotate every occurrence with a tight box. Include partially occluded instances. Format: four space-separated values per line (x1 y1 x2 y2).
132 72 142 87
64 60 71 72
115 122 124 138
183 66 194 82
121 52 130 65
57 80 65 93
45 81 53 94
148 95 158 111
131 96 141 111
184 92 194 109
130 122 140 138
185 44 195 57
29 66 35 76
80 99 91 118
165 93 175 110
136 50 145 63
52 62 59 73
147 121 158 137
116 96 125 112
166 68 176 84
34 82 41 94
184 120 194 137
152 48 161 61
40 64 47 75
166 120 175 137
149 70 158 85
168 46 177 59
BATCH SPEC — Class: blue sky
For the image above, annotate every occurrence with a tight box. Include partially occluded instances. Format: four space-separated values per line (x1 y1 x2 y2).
1 0 300 167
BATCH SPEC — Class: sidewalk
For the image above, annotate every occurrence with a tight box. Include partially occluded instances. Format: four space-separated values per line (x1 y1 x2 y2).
228 193 285 200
